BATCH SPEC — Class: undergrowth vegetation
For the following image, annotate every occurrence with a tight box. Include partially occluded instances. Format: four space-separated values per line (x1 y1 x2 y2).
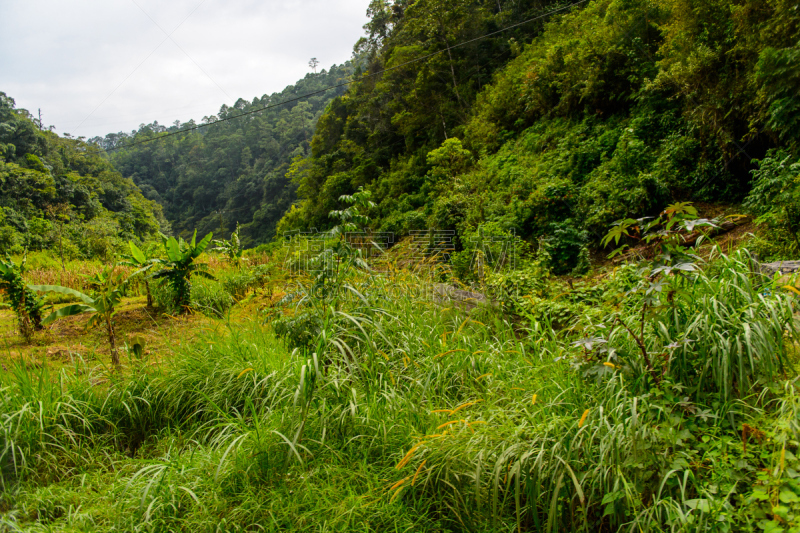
1 198 799 532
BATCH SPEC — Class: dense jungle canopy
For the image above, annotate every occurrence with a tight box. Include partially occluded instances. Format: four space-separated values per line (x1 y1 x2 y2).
0 92 166 259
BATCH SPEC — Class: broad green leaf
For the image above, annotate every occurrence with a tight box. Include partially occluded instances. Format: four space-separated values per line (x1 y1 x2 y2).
193 270 216 281
150 269 171 279
684 499 710 513
193 231 214 258
129 242 146 264
780 490 800 503
602 491 625 505
29 285 94 305
166 237 181 262
42 304 95 325
758 520 783 533
86 314 102 329
772 505 790 520
129 265 152 278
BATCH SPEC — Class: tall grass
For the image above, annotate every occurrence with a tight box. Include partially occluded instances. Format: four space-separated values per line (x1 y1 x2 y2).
1 250 798 531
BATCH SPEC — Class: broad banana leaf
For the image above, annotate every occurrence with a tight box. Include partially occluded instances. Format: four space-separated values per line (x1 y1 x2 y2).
165 237 181 262
129 242 146 264
86 313 105 330
129 264 153 279
192 232 213 258
42 303 96 325
192 270 216 281
29 285 95 305
150 268 174 279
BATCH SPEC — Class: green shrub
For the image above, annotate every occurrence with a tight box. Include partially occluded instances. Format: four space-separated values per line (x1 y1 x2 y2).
151 281 180 315
0 254 44 338
219 270 256 301
155 276 234 318
450 221 523 284
0 225 21 255
544 219 588 276
191 279 234 318
272 309 323 351
744 149 800 260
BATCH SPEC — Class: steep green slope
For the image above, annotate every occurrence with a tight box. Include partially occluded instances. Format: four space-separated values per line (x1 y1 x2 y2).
94 62 356 246
0 92 166 259
282 0 800 271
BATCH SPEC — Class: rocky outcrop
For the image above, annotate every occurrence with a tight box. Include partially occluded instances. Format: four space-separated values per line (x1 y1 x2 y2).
761 261 800 275
433 283 491 309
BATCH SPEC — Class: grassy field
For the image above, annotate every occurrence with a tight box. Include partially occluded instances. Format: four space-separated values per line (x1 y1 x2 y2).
1 237 800 532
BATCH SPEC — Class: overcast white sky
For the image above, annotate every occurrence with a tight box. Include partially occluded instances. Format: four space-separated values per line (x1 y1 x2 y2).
0 0 369 139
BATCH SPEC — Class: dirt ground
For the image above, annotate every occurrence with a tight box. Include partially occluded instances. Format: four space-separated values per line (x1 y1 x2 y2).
0 296 222 373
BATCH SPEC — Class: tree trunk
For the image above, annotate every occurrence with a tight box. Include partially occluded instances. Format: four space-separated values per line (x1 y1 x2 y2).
59 226 65 273
145 280 153 308
107 315 119 367
445 44 464 109
435 16 464 110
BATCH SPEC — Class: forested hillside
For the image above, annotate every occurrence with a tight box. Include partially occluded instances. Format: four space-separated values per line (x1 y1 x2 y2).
0 92 166 260
93 62 356 246
281 0 800 269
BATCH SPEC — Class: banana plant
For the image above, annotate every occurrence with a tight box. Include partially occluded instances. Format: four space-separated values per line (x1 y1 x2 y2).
0 253 44 340
152 230 215 313
119 241 155 308
212 222 245 269
30 267 126 367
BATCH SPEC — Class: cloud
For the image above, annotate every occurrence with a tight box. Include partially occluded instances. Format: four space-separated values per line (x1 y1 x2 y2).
0 0 368 138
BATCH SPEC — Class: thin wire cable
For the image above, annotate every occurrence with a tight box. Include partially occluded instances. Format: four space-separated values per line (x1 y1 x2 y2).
101 0 589 153
130 0 234 105
71 0 210 137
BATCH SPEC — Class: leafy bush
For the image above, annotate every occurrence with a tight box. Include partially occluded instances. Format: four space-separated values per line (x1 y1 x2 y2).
191 279 234 318
272 309 323 351
520 295 582 330
486 243 551 314
219 271 253 301
152 277 234 318
450 221 522 284
544 219 588 275
744 149 800 260
0 224 22 255
215 264 275 302
0 254 43 338
151 281 180 315
574 250 797 401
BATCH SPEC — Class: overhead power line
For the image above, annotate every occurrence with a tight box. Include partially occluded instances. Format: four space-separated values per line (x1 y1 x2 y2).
101 0 589 153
